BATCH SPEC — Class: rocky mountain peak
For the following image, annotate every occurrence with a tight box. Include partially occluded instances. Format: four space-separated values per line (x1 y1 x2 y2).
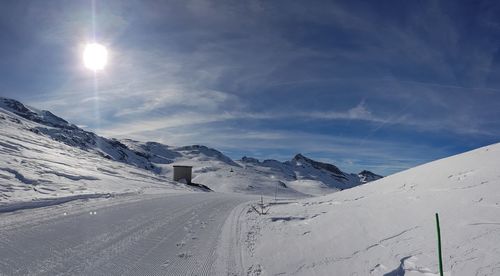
292 153 344 176
358 170 383 183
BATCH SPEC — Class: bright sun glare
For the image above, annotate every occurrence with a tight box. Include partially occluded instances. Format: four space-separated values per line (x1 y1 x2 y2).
83 43 108 71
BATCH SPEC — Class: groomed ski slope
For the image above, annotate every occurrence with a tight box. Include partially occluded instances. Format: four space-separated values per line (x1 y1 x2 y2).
241 143 500 275
0 193 254 275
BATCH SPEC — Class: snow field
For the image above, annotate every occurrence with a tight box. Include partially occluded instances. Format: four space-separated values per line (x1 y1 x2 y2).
240 143 500 275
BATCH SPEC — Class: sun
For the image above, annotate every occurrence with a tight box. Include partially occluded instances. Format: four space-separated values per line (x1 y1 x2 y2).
83 43 108 71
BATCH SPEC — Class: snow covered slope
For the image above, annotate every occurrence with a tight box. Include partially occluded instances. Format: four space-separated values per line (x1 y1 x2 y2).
0 99 194 207
0 98 159 172
0 97 381 200
242 143 500 275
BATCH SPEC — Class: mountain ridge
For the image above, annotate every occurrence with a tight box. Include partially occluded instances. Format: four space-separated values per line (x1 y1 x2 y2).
0 97 382 196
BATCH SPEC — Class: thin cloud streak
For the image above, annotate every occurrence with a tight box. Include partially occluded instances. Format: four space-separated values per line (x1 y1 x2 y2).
2 1 500 176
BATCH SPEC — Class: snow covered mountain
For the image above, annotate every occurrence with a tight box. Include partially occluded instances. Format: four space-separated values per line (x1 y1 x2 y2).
0 97 382 202
242 142 500 275
0 98 158 172
0 98 197 207
231 153 382 196
358 169 384 183
121 139 381 196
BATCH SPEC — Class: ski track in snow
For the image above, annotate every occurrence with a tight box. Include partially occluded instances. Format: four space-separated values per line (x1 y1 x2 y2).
0 193 254 275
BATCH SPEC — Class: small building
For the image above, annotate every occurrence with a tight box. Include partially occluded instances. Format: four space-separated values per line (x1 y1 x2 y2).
173 165 192 184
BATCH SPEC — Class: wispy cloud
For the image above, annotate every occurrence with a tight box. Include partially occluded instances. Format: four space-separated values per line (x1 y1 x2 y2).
306 101 385 122
99 111 236 136
2 0 500 175
114 88 236 117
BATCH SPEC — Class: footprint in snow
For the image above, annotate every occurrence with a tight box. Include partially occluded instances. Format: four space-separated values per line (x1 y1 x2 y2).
177 252 192 259
161 260 170 267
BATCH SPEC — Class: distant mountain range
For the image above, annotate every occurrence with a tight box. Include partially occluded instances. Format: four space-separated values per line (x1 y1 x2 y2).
0 97 382 200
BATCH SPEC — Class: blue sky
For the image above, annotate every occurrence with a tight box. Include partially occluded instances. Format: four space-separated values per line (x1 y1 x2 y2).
1 0 499 175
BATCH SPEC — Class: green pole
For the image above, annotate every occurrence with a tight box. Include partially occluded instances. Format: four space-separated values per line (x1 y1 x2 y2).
435 213 444 276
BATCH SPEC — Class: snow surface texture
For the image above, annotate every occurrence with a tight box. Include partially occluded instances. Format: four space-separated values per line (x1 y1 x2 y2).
0 192 253 275
241 143 500 275
0 97 381 204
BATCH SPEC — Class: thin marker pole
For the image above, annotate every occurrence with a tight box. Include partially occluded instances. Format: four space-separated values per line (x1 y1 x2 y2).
435 213 444 276
275 182 278 202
